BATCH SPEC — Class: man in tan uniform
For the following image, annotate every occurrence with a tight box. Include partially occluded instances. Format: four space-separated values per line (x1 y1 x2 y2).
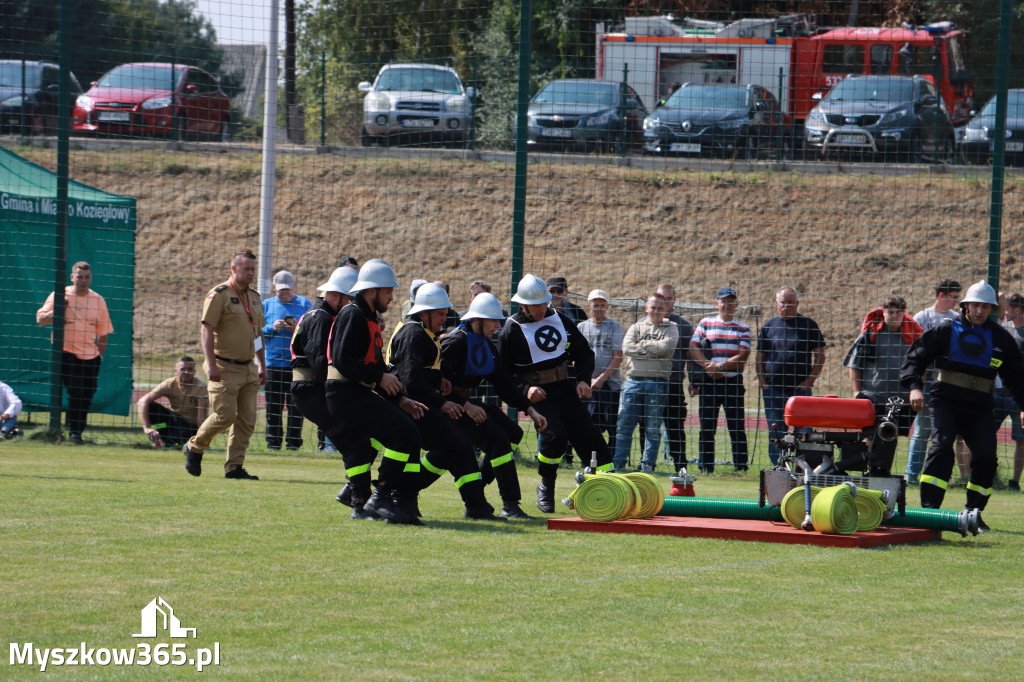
137 356 208 447
184 250 267 479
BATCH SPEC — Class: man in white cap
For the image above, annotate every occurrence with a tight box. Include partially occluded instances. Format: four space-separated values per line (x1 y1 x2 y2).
903 280 1024 532
325 259 426 524
262 270 312 450
291 267 357 489
577 289 623 449
497 274 614 513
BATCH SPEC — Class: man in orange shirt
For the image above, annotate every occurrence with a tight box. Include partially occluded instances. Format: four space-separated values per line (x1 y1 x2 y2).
36 261 113 444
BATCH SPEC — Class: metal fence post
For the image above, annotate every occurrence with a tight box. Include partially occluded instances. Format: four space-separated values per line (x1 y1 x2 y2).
988 0 1013 291
49 0 73 436
321 51 327 147
510 0 532 312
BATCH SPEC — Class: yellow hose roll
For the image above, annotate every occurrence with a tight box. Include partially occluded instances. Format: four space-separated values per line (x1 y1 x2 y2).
780 485 822 529
811 485 859 535
571 475 634 521
855 492 887 531
622 473 665 518
616 476 642 519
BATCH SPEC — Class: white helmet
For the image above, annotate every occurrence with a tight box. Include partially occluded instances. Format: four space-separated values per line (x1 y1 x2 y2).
511 274 552 305
961 280 997 306
408 283 452 315
351 259 400 293
461 293 505 321
318 267 359 296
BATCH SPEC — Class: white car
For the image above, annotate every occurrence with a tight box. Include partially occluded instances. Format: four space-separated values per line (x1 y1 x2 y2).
358 63 475 147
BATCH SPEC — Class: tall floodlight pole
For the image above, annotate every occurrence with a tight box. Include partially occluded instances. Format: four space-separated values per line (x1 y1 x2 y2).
258 0 281 295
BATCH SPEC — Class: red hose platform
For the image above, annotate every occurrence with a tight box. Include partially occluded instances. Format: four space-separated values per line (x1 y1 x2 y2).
547 516 940 548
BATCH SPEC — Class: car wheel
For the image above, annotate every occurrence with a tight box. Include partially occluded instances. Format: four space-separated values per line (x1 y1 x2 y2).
906 134 923 164
217 117 231 142
174 113 187 141
936 136 954 164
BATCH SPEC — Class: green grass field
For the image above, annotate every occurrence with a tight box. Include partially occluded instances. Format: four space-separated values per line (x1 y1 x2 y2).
3 439 1023 680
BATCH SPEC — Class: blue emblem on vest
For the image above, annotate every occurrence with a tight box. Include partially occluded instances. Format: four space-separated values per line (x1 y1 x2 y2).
949 320 993 369
463 330 496 377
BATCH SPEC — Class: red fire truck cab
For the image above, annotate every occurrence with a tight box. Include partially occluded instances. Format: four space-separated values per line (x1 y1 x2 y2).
596 16 973 133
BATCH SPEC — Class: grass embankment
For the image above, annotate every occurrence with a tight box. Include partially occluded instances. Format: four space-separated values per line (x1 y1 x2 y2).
3 440 1023 679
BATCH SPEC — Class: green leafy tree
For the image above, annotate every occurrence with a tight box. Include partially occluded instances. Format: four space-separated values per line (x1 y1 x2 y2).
0 0 223 85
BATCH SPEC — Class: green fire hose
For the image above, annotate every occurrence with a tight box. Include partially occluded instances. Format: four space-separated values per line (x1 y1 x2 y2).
659 495 973 535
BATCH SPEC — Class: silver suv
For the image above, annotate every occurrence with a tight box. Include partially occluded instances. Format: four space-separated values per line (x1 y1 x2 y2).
358 63 475 147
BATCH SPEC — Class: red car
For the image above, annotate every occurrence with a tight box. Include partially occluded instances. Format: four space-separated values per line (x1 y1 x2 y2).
73 63 230 140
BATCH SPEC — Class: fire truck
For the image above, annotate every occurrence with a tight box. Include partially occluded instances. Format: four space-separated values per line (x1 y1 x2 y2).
595 15 973 134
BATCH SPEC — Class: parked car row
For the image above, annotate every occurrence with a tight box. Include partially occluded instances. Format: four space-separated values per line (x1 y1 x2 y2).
1 60 231 141
359 63 1024 168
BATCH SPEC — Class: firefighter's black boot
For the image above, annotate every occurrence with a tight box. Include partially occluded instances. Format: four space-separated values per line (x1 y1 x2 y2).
536 477 556 513
461 480 502 520
335 481 353 507
364 481 414 524
500 501 535 519
920 481 946 509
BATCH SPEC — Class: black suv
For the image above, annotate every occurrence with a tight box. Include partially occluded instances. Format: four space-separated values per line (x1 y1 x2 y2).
0 60 83 135
804 75 955 162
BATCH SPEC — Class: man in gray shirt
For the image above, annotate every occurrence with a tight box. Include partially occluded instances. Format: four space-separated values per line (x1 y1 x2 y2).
578 290 624 450
843 296 922 476
997 293 1024 490
906 278 961 483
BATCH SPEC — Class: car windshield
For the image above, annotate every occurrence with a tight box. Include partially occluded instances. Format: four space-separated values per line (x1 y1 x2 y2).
533 81 618 107
979 92 1024 118
376 68 462 94
0 63 40 87
96 65 182 90
664 86 750 109
826 77 914 103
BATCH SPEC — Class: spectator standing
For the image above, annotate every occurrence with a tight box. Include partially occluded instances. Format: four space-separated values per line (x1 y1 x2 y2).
657 283 694 472
578 289 623 448
843 296 922 476
1 380 23 439
689 287 751 473
756 286 826 465
262 270 312 450
546 276 587 325
996 293 1024 491
183 250 267 480
906 279 961 483
614 293 678 472
137 356 207 447
35 261 113 444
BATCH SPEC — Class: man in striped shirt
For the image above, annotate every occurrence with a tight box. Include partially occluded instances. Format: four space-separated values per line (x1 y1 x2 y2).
689 287 751 473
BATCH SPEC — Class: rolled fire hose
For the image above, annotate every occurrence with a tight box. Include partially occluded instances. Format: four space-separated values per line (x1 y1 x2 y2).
659 496 974 535
622 473 664 518
854 488 888 532
567 473 664 521
781 485 822 529
809 484 859 535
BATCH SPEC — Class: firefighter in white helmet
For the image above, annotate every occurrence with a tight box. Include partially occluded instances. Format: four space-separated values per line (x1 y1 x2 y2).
387 283 502 520
441 293 549 519
902 280 1024 531
325 259 426 525
497 274 614 513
